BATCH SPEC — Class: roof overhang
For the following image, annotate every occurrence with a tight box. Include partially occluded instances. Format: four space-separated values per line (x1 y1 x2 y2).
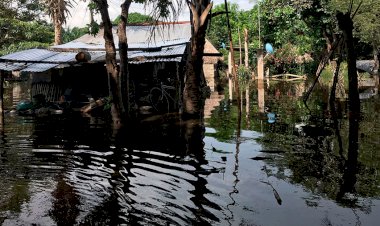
0 43 188 73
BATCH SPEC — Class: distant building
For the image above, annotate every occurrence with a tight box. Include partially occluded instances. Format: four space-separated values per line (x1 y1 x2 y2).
203 39 223 92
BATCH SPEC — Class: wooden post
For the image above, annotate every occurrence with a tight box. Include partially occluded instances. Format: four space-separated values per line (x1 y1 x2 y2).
0 70 4 131
258 79 265 113
244 28 249 69
245 85 250 127
238 27 242 66
257 49 264 80
228 51 233 100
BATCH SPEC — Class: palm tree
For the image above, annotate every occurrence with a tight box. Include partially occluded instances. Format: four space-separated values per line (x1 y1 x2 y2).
42 0 73 45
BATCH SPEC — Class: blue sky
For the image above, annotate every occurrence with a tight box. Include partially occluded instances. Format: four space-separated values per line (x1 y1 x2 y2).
66 0 255 28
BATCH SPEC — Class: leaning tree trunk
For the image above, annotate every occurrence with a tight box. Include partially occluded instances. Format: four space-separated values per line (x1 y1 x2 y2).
337 12 360 114
94 0 124 127
183 1 213 118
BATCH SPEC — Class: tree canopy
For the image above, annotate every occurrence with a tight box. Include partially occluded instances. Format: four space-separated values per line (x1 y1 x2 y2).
206 0 378 75
113 12 153 25
0 0 53 56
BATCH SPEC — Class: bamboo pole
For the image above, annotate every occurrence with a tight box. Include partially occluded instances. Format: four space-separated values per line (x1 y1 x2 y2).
228 52 233 101
224 0 241 113
244 28 249 69
238 27 242 66
244 28 250 127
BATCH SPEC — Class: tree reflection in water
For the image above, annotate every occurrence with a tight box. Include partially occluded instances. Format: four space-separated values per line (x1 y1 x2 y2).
258 80 378 213
31 112 225 225
50 175 80 226
0 80 379 225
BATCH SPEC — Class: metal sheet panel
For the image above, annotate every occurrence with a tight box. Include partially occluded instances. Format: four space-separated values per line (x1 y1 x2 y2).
128 45 187 58
21 63 59 72
43 52 77 62
51 42 104 50
0 62 28 71
51 23 191 50
0 49 59 61
129 57 182 64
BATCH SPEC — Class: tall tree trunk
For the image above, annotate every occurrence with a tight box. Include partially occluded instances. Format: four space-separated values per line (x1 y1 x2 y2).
337 13 360 199
118 0 132 116
94 0 123 127
54 20 63 45
183 1 213 118
337 12 360 114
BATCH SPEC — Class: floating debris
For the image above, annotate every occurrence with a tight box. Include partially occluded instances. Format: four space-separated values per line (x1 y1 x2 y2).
261 181 282 205
211 145 233 154
250 156 273 161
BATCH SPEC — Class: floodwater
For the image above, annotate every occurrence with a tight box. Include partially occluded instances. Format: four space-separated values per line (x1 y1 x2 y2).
0 78 379 226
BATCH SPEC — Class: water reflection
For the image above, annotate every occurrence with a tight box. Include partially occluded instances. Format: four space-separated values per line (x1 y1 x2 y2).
258 79 265 113
16 113 226 225
0 79 379 225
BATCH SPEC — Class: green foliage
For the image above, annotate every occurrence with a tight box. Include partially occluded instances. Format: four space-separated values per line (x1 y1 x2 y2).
326 0 379 56
0 42 50 56
62 27 89 43
265 43 314 74
0 1 54 56
260 0 319 54
207 1 326 74
0 0 45 21
207 3 242 50
113 12 153 25
86 21 100 36
237 65 251 89
320 62 348 87
42 0 74 25
0 18 54 56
